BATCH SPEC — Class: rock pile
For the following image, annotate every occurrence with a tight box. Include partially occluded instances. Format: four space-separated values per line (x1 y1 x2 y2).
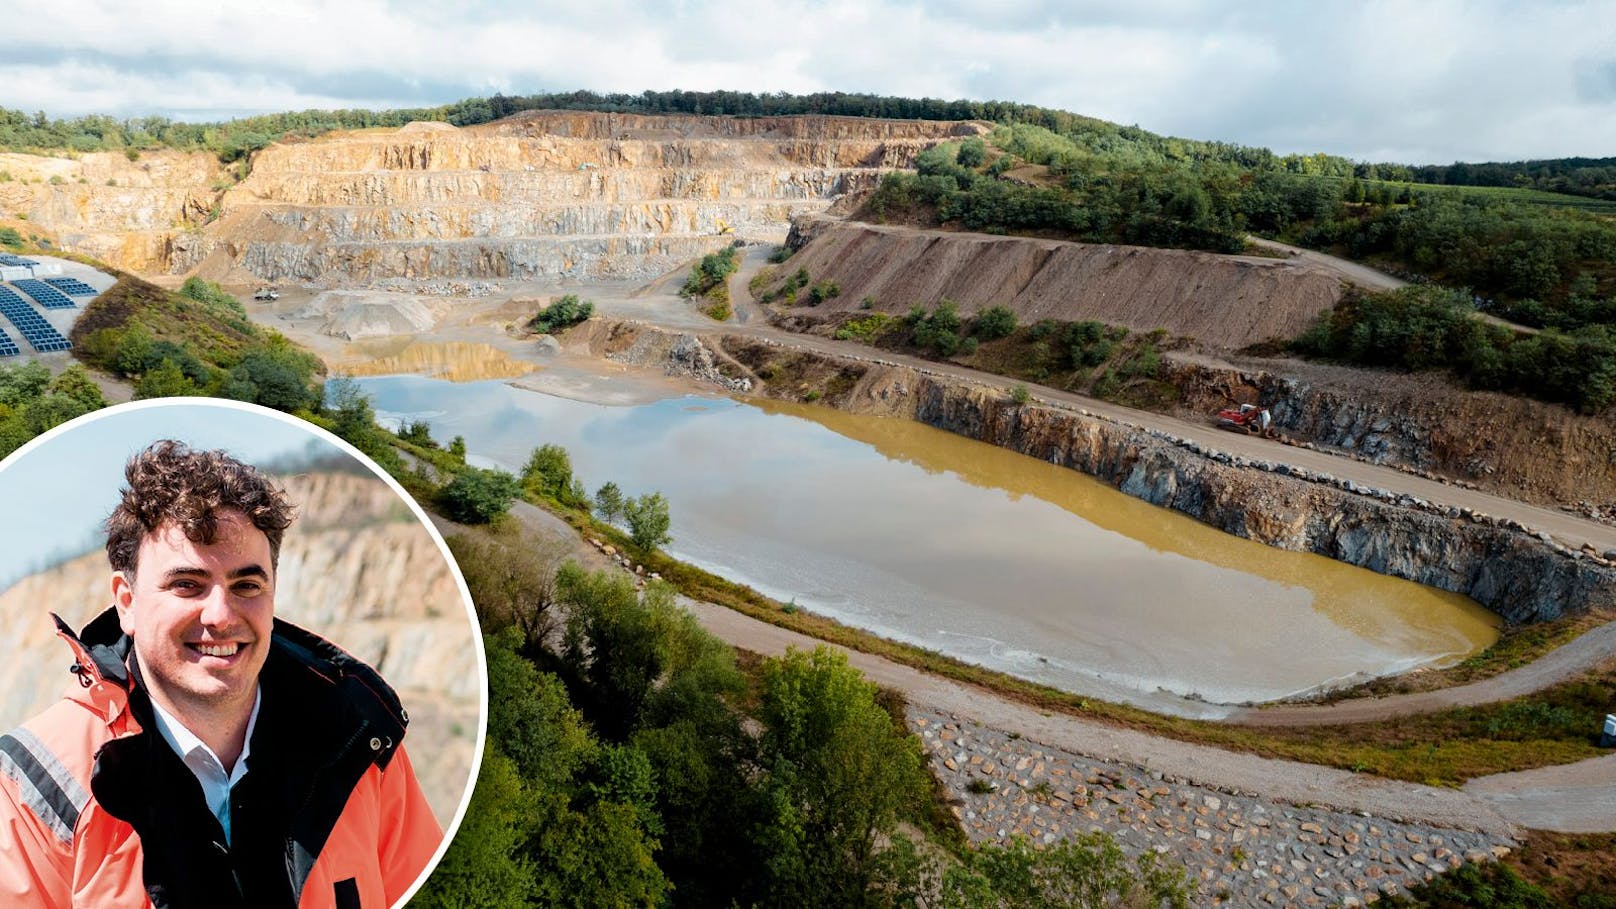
915 709 1514 907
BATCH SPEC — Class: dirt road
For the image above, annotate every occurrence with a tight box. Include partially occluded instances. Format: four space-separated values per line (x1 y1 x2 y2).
1245 236 1406 292
680 594 1542 835
1229 623 1616 726
1245 236 1538 335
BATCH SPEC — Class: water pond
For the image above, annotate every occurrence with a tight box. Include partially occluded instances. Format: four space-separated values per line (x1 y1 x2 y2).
357 374 1499 715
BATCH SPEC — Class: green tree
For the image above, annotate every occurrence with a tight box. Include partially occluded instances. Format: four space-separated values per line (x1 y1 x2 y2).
448 435 467 463
45 365 107 410
956 136 986 168
753 647 929 908
521 443 573 498
594 481 625 524
446 532 562 651
557 565 676 739
426 630 669 908
0 360 51 407
439 468 522 524
133 358 199 399
411 747 535 908
322 377 404 473
227 346 317 412
624 492 672 551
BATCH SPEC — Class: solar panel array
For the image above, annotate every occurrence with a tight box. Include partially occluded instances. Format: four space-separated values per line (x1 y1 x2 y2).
42 276 99 296
0 255 37 267
0 287 72 352
11 279 77 310
0 328 18 357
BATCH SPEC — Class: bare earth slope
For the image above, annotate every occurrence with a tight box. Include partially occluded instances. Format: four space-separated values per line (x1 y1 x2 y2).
779 216 1346 348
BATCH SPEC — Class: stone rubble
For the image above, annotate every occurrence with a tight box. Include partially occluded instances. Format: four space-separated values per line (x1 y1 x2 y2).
912 708 1515 908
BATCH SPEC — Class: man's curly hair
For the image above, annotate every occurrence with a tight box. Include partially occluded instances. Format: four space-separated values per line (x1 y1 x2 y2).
104 440 296 576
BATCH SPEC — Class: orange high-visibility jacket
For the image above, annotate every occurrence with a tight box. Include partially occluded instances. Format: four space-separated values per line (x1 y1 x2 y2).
0 609 443 908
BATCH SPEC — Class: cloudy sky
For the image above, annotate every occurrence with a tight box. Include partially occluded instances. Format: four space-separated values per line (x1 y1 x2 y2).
4 0 1614 164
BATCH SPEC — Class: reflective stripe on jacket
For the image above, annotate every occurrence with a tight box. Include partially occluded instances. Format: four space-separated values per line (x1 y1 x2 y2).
0 609 442 908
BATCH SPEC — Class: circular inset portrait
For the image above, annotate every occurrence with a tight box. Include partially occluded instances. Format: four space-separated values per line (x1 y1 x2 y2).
0 398 484 908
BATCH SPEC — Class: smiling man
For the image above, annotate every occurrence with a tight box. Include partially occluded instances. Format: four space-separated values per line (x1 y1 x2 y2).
0 441 442 908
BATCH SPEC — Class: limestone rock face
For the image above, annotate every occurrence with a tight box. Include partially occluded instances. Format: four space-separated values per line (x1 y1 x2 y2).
0 471 478 826
13 113 979 284
0 150 229 267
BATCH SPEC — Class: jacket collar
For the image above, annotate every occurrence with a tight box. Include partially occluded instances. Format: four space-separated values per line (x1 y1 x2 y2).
53 608 132 691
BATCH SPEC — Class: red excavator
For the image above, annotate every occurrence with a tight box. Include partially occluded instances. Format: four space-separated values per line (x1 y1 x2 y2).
1214 403 1275 438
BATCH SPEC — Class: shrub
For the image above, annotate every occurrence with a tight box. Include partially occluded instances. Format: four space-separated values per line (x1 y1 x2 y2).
529 294 594 333
397 419 437 448
1294 285 1616 412
973 305 1017 340
833 313 891 341
439 468 522 524
681 247 739 299
911 300 966 355
806 280 841 306
179 276 248 320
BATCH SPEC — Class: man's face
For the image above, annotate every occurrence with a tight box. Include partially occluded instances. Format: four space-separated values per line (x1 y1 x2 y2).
112 508 275 722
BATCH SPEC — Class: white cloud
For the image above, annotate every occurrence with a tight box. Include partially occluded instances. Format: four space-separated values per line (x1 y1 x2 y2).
4 0 1615 163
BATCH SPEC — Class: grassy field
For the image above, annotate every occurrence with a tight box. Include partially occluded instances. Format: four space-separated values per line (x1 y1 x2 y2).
1313 173 1616 215
1403 180 1616 214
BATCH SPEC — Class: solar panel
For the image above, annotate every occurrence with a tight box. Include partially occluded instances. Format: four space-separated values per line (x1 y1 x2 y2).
0 294 72 352
42 277 98 296
0 328 18 357
11 279 77 309
0 255 37 267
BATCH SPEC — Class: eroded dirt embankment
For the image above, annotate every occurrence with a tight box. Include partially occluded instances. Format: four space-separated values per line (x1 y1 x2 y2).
777 216 1346 348
590 319 1616 625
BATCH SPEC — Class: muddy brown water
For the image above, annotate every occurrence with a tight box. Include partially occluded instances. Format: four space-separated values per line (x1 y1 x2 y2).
354 373 1499 717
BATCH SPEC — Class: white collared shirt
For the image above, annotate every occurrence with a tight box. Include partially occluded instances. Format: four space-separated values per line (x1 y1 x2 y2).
147 687 262 846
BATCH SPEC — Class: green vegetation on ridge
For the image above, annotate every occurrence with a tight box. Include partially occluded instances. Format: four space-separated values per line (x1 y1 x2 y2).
1293 285 1616 413
70 274 322 410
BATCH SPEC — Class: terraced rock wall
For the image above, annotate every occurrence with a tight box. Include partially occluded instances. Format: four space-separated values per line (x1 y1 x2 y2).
10 112 979 285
